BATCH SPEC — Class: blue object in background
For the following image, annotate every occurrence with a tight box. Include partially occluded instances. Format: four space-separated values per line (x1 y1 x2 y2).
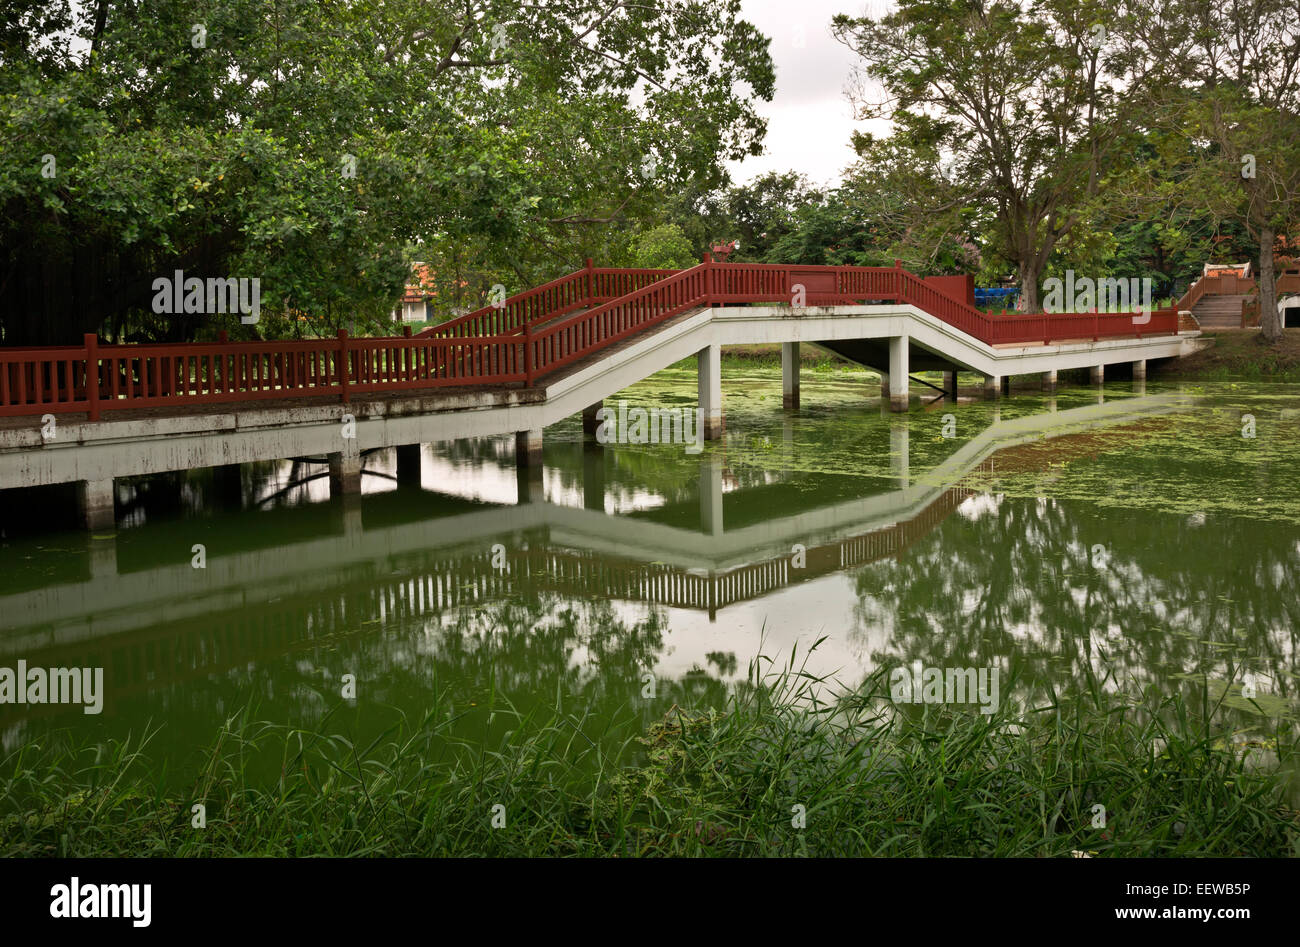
974 287 1020 307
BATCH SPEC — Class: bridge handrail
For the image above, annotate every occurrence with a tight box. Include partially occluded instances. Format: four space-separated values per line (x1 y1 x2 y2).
0 262 1181 418
418 264 677 339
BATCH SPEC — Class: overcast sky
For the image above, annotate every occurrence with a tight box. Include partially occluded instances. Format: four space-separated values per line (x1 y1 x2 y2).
726 0 893 188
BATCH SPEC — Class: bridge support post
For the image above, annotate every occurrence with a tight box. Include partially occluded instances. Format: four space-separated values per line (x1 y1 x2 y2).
88 533 117 579
1042 370 1057 392
340 495 363 544
329 440 362 496
583 442 605 512
888 336 909 412
700 454 724 536
890 421 910 489
1090 364 1105 385
77 479 116 531
698 344 724 439
516 430 544 504
396 444 421 487
582 402 603 439
1131 359 1146 381
781 342 800 409
983 375 1001 400
213 463 242 509
516 428 544 467
943 371 957 400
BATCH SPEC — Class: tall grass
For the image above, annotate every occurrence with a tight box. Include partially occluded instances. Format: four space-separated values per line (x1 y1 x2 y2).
2 648 1296 857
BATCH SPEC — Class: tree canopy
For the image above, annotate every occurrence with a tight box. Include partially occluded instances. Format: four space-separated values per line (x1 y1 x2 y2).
0 0 774 343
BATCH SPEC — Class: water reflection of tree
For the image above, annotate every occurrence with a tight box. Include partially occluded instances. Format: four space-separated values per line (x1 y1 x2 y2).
851 492 1300 724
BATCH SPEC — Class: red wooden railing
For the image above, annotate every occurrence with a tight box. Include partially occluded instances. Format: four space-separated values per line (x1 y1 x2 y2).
0 261 1179 419
420 260 676 338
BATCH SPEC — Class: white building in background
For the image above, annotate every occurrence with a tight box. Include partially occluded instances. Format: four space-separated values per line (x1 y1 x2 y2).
393 263 436 324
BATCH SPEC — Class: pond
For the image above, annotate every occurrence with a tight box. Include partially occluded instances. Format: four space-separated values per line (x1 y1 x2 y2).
2 366 1298 795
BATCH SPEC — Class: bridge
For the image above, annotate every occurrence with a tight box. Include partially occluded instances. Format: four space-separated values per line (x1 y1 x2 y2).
0 258 1204 528
0 391 1196 718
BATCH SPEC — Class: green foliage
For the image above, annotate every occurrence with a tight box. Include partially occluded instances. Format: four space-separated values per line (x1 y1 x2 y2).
2 652 1295 856
0 0 774 343
629 223 694 270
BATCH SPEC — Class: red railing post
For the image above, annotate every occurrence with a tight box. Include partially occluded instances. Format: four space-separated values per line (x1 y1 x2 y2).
585 257 595 303
894 259 902 302
523 320 534 386
702 251 713 305
83 333 100 421
338 329 350 403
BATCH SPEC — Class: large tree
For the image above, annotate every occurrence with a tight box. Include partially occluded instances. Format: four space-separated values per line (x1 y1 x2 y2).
0 0 773 344
1112 0 1300 343
833 0 1129 311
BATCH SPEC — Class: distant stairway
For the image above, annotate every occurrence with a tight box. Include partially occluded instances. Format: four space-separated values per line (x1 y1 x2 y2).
1191 294 1250 329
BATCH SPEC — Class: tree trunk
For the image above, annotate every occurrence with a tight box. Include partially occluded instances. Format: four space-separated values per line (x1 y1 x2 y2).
1259 226 1280 343
1018 264 1040 312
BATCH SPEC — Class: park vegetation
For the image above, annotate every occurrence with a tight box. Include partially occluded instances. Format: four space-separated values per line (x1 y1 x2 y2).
1 0 1296 344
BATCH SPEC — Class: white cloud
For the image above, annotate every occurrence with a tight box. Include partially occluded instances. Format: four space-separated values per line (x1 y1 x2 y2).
727 0 895 187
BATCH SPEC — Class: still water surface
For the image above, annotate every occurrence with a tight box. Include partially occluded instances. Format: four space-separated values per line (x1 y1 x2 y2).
2 368 1298 788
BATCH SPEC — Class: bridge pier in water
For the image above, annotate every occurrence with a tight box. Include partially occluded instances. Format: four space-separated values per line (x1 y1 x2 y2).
1132 359 1147 381
582 402 602 438
1042 370 1058 392
944 371 958 400
583 443 605 512
395 444 421 487
77 479 115 531
700 454 724 535
888 335 909 412
1090 364 1105 385
891 422 910 489
213 463 243 509
516 428 545 503
782 342 800 409
983 374 1001 399
329 440 362 496
698 344 724 438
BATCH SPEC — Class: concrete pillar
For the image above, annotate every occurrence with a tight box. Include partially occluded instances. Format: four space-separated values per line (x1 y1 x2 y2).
1047 394 1058 414
944 371 958 400
213 463 242 509
1131 359 1146 381
698 344 723 439
395 444 421 487
582 402 602 439
328 439 362 496
582 443 605 512
88 534 117 579
700 454 724 536
983 375 1001 400
515 428 544 466
781 341 800 409
1090 364 1105 385
888 336 909 412
341 495 363 543
782 416 795 477
890 422 910 490
77 479 115 531
516 429 544 504
1041 370 1057 392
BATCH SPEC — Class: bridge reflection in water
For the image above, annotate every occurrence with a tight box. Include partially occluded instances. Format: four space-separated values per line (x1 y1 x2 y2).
0 392 1196 723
